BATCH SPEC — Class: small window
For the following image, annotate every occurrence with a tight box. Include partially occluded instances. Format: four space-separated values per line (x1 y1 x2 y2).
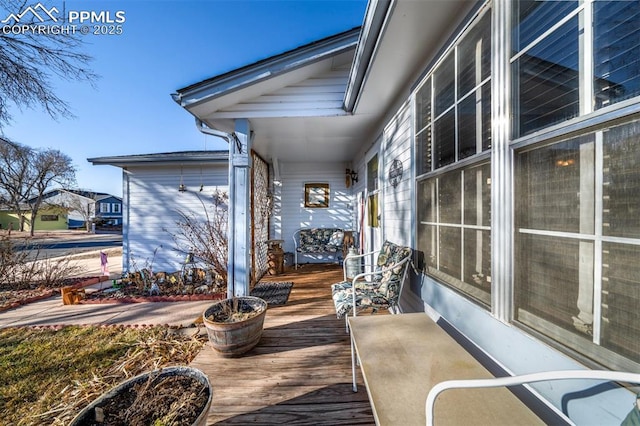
100 203 110 213
304 183 329 208
112 203 121 214
41 215 59 221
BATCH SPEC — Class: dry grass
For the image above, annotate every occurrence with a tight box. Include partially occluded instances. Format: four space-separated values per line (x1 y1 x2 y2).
0 325 207 425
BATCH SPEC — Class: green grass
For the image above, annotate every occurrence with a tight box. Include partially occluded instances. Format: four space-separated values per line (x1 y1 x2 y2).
0 326 206 426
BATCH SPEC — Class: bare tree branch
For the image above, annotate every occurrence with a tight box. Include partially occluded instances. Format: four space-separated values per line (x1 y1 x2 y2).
0 137 76 234
0 0 98 127
166 191 229 284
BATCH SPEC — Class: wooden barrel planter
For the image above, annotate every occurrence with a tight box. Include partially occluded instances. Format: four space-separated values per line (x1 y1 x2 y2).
69 366 212 426
202 296 267 357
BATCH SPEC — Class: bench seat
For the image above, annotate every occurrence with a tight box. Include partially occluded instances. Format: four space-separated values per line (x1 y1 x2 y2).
348 313 544 425
293 228 344 268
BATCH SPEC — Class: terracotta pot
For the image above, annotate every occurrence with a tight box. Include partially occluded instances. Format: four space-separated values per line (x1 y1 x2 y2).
202 296 267 357
69 366 212 426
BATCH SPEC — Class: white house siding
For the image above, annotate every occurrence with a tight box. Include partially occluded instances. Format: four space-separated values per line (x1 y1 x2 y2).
271 161 354 263
377 102 425 312
123 164 228 274
381 102 413 247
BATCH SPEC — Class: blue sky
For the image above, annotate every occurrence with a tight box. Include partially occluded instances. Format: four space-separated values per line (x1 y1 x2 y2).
0 0 367 197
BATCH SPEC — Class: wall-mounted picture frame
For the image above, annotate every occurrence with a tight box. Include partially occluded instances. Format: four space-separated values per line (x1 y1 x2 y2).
304 183 330 208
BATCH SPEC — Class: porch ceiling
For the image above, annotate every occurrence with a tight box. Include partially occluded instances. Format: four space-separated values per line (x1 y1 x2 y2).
237 114 377 164
175 1 476 165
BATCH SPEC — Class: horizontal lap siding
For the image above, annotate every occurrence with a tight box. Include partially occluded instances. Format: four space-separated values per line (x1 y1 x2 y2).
382 102 414 248
126 165 228 273
273 162 353 258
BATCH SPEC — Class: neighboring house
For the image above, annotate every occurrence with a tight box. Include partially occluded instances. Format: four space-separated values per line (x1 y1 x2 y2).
93 194 124 229
170 1 640 423
88 151 231 274
36 189 122 230
0 199 68 231
0 189 121 231
0 207 29 231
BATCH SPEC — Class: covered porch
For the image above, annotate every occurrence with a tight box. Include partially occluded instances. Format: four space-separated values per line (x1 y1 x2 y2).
172 0 640 422
189 264 376 425
170 1 474 298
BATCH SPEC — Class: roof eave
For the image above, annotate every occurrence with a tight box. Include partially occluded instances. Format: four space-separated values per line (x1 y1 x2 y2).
172 27 361 109
343 0 392 113
87 151 229 168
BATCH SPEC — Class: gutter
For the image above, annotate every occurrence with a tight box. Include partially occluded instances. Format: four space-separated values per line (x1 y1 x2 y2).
343 0 393 113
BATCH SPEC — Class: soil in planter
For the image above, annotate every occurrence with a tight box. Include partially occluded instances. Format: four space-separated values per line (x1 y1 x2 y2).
77 374 209 426
205 298 264 323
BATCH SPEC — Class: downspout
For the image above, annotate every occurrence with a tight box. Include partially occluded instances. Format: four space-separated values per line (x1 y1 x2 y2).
195 118 230 141
194 118 237 300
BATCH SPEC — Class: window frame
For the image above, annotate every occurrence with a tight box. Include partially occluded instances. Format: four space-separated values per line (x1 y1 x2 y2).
414 5 493 306
510 1 640 370
514 119 640 371
412 0 640 371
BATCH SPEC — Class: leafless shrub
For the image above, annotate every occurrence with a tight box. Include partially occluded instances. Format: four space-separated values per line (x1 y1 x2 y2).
166 190 228 286
0 237 80 289
36 256 81 287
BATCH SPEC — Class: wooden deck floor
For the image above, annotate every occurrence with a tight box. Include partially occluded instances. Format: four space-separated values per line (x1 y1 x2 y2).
190 264 376 425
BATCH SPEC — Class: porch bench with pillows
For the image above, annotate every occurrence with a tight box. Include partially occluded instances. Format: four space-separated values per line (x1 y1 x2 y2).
293 228 344 269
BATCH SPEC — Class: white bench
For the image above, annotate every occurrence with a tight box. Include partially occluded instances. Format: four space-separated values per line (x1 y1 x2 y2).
348 313 640 425
347 313 545 425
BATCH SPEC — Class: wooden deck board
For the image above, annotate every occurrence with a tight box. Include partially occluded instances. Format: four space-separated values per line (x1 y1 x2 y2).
190 264 376 425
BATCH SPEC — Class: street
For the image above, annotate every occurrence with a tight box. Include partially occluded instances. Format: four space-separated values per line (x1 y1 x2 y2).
7 231 122 261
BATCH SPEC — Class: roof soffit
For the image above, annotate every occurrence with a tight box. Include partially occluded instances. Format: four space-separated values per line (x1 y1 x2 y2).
174 28 360 112
191 51 354 121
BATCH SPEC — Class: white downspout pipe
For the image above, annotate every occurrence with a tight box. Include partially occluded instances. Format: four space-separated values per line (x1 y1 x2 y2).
195 118 230 141
194 118 236 299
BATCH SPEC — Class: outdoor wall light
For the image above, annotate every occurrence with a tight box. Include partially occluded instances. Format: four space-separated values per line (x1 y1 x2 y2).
346 168 358 183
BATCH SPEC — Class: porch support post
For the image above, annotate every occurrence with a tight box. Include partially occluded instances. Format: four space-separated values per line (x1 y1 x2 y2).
491 0 513 322
228 118 252 298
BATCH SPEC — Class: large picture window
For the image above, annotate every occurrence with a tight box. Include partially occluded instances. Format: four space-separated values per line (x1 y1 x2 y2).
515 119 640 370
415 7 492 305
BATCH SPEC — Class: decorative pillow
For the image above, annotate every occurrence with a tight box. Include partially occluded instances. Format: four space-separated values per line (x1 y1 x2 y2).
377 244 412 297
328 230 344 247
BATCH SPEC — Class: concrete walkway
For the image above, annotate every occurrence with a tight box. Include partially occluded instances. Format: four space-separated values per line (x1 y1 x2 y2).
0 250 215 329
0 296 212 328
